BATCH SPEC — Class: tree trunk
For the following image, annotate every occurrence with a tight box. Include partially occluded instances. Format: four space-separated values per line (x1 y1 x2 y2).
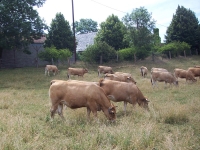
100 55 102 64
134 53 136 63
169 51 171 59
184 50 186 57
116 51 118 62
152 52 155 61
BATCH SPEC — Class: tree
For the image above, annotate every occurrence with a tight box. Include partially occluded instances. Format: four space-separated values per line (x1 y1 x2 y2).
95 14 128 50
38 46 72 64
81 41 116 64
45 13 74 52
0 0 47 51
122 7 156 60
165 5 199 51
74 19 98 34
151 28 161 61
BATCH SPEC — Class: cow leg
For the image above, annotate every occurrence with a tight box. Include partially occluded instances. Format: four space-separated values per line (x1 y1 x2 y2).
50 104 58 120
87 107 91 120
124 101 127 113
57 104 65 120
48 71 50 76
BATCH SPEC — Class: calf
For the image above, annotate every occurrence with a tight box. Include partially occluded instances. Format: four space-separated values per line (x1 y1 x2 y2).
45 65 59 76
140 66 148 78
98 66 113 77
174 68 196 82
151 71 178 87
49 80 116 121
99 79 149 113
67 68 88 79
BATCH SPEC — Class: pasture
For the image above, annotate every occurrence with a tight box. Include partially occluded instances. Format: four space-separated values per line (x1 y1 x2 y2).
0 56 200 150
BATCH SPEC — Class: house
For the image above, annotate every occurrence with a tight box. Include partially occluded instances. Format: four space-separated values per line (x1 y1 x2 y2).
0 32 97 68
0 35 48 68
76 32 97 52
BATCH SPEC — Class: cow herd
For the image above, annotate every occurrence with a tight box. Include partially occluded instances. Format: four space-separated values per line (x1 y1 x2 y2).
45 64 200 122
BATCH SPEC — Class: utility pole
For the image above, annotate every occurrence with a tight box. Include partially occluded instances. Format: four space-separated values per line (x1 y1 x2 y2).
72 0 76 63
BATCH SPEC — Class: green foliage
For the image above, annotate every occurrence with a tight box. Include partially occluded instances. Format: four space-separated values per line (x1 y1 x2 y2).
38 47 72 64
58 49 72 63
38 47 59 63
45 13 74 52
118 48 135 61
0 0 47 51
74 19 98 33
165 5 199 50
159 41 191 57
122 7 156 59
95 14 128 50
80 41 116 63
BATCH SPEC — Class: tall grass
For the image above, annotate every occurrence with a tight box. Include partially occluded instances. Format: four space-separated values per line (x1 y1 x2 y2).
0 56 200 150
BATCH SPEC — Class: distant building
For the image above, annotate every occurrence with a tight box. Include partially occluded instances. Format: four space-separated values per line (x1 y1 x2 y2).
0 35 48 68
0 32 97 68
76 32 97 52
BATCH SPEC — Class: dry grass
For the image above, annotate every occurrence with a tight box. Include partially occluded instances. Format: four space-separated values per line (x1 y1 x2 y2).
0 56 200 150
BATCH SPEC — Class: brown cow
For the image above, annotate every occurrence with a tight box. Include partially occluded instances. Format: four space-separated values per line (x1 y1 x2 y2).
98 66 113 77
49 80 116 121
140 66 148 78
67 68 88 79
99 79 149 113
45 65 59 76
104 73 136 84
174 68 197 82
151 71 178 87
151 67 168 73
188 67 200 79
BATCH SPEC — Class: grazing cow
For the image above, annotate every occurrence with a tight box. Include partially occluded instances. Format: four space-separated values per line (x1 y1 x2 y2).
188 67 200 79
49 80 116 121
67 68 88 79
104 73 136 84
99 79 149 113
151 71 178 87
140 66 148 78
45 65 59 76
151 67 168 73
98 66 113 77
174 68 197 82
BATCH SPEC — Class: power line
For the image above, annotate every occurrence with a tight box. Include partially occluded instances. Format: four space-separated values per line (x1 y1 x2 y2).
90 0 127 14
90 0 168 28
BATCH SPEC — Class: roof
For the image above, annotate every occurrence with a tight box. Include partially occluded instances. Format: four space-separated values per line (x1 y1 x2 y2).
33 35 46 44
76 32 97 52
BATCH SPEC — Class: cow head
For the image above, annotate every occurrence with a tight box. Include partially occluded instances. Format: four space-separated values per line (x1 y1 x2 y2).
84 68 89 73
107 104 117 121
138 98 150 111
127 77 137 84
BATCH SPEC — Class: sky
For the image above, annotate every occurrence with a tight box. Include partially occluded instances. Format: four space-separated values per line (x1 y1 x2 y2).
35 0 200 43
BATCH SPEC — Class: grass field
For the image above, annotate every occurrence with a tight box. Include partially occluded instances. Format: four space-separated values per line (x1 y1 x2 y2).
0 56 200 150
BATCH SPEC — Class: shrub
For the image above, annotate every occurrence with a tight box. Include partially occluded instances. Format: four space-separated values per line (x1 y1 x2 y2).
80 41 117 63
38 47 72 64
